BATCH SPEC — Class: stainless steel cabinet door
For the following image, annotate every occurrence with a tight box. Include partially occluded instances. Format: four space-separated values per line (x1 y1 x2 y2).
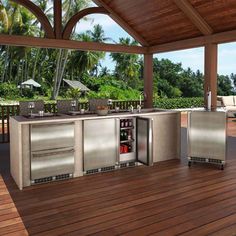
188 111 227 161
136 117 153 166
31 123 74 151
83 119 118 171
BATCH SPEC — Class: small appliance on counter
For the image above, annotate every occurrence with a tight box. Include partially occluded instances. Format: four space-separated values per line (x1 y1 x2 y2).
187 111 227 170
19 100 44 116
57 99 79 114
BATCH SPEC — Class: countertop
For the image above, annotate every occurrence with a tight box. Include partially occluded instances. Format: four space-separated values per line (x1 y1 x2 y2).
11 108 180 124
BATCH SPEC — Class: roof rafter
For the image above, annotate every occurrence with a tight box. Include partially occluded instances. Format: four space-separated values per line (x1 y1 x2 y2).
63 7 109 40
148 29 236 54
173 0 213 35
92 0 149 46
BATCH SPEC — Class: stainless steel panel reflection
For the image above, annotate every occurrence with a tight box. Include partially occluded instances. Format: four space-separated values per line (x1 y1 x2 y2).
31 148 74 179
31 123 74 151
83 119 118 171
188 111 227 161
136 117 153 166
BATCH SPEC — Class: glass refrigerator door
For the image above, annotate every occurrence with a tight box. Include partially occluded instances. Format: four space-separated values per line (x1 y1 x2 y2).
136 117 153 166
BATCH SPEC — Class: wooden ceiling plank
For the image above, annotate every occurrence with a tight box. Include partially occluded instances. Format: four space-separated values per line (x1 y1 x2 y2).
92 0 149 46
149 29 236 53
63 7 109 40
0 34 148 54
173 0 213 35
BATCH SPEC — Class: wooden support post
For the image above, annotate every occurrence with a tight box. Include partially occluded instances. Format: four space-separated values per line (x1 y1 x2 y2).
54 0 62 39
204 43 218 111
144 53 153 108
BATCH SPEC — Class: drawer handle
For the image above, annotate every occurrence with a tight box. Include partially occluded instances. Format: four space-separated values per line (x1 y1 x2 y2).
32 150 74 158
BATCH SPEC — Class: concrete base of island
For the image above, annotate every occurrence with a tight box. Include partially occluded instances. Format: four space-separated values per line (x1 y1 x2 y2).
10 109 181 190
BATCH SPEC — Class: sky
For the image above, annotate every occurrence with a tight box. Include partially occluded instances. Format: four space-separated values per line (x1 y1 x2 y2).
76 12 236 76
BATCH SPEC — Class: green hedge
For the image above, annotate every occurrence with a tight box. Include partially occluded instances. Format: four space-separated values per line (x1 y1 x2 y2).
154 97 204 109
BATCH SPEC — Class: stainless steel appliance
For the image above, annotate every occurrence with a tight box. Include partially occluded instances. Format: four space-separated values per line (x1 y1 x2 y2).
83 118 119 173
57 100 78 114
30 123 75 183
89 99 109 111
119 117 153 167
187 111 227 169
19 100 44 116
136 117 153 166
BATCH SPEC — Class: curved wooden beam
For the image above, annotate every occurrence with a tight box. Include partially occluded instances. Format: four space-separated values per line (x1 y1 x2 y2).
63 7 109 40
11 0 54 38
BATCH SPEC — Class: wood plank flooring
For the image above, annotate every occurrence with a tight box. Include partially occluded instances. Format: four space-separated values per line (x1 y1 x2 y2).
0 114 236 236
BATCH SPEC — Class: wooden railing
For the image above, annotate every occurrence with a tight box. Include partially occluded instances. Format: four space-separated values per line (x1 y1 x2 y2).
0 100 143 143
1 105 19 143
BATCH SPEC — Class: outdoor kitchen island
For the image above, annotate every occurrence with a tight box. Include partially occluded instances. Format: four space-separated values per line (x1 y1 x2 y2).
10 109 181 190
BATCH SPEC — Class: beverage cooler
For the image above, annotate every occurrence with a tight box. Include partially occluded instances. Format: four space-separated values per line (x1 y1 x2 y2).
187 111 227 169
83 117 153 174
119 117 153 167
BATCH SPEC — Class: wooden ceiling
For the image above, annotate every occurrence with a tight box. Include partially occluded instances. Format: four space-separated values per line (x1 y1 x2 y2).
2 0 236 54
94 0 236 46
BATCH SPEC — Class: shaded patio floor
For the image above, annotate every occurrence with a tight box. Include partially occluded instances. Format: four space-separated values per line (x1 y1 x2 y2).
0 114 236 235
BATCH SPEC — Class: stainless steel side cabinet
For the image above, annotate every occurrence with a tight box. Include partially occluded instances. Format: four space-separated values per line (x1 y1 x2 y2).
187 111 227 169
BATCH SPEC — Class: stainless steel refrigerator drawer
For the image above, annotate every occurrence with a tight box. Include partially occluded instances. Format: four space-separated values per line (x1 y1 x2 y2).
31 148 74 180
31 123 74 151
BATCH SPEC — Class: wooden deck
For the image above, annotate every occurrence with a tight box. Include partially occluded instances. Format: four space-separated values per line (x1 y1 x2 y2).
0 115 236 236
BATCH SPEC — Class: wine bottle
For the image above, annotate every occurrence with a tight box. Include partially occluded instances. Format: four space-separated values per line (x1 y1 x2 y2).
128 119 132 127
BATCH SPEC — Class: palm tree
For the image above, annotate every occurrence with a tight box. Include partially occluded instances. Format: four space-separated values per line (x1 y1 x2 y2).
86 24 113 76
110 37 140 88
0 1 8 33
0 2 38 83
51 0 90 99
67 33 101 78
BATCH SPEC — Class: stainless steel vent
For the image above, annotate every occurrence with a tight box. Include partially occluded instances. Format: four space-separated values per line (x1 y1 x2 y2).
188 157 225 169
86 169 99 175
31 173 72 185
85 166 116 175
120 161 136 168
101 166 115 172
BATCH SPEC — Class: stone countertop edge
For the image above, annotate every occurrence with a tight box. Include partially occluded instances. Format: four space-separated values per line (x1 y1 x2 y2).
11 110 180 124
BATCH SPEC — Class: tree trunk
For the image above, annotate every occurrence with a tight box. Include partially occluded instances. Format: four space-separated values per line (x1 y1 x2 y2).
51 49 70 99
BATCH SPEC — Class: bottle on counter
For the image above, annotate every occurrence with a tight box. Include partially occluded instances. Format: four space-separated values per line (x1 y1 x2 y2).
128 144 132 153
125 119 128 127
127 130 132 140
120 119 124 128
123 144 128 153
123 130 128 140
120 130 124 141
120 145 124 154
128 119 133 127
